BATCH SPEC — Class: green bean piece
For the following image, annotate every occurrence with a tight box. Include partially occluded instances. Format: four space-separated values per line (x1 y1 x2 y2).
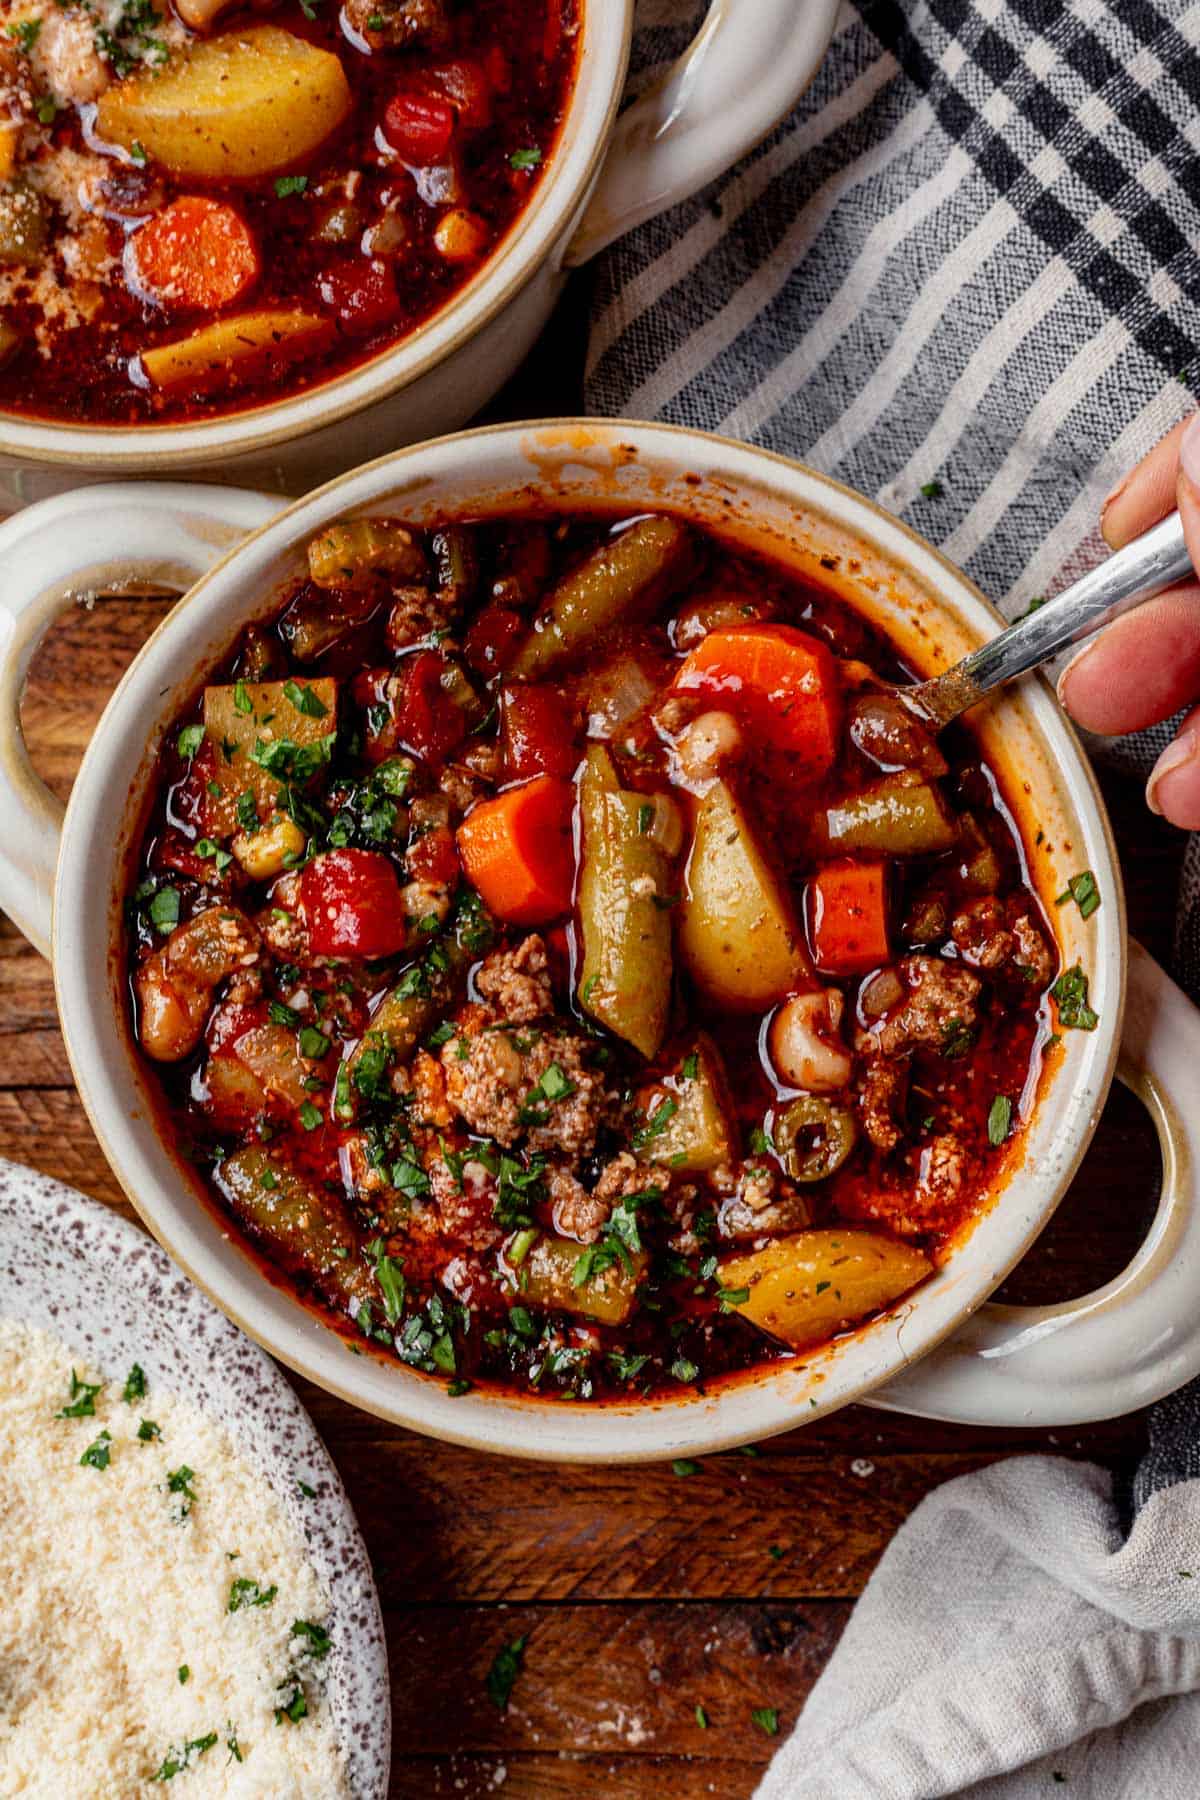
510 517 693 677
431 525 479 610
219 1147 374 1316
343 939 468 1112
774 1095 858 1183
809 774 957 858
576 746 674 1059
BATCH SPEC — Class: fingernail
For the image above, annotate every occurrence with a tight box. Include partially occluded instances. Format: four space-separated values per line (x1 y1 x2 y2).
1180 415 1200 492
1100 470 1130 517
1146 727 1198 817
1056 638 1096 709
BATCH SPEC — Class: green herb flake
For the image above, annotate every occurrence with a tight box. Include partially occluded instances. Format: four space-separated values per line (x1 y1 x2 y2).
987 1094 1013 1146
681 1052 699 1082
291 1618 331 1658
486 1634 527 1712
274 174 309 200
1056 869 1100 920
282 676 325 715
7 18 42 52
177 724 204 761
670 1357 700 1386
510 146 543 170
298 1024 330 1059
919 479 944 499
633 1096 678 1150
672 1458 700 1477
232 678 254 716
148 886 181 934
150 1732 218 1782
178 1665 190 1685
297 1479 316 1498
80 1430 112 1471
365 1236 406 1323
123 1363 147 1403
57 1369 102 1418
298 1100 323 1132
138 1419 161 1442
751 1706 780 1737
228 1577 278 1613
695 1703 709 1728
1051 963 1098 1031
129 139 148 166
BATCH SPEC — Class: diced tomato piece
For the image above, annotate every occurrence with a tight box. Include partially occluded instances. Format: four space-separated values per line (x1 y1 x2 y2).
805 859 890 975
674 624 842 780
393 650 469 766
502 683 580 780
383 89 456 163
429 58 493 127
317 259 401 334
407 822 461 887
464 603 524 674
157 831 232 888
301 849 407 959
456 775 575 925
206 1001 266 1054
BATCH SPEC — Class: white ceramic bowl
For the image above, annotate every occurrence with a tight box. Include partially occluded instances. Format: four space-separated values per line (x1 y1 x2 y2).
0 1156 390 1796
4 420 1200 1462
0 0 839 503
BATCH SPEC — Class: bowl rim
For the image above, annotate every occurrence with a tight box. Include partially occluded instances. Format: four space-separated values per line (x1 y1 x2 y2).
0 0 632 468
52 418 1124 1461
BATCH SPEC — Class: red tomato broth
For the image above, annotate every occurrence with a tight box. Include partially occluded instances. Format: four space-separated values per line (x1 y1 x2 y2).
121 509 1080 1404
0 0 579 424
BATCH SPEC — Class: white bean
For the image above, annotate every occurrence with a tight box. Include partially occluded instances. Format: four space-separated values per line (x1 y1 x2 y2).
674 709 743 783
769 989 852 1094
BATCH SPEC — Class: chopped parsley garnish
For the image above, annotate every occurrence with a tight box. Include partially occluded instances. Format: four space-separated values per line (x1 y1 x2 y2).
751 1706 780 1737
228 1577 278 1612
365 1236 406 1323
298 1024 330 1059
1051 964 1098 1030
510 146 543 170
275 1679 308 1725
178 1665 189 1684
748 1125 774 1156
194 837 233 874
138 1419 161 1442
148 886 181 934
282 676 324 714
632 1096 677 1149
269 998 300 1028
123 1364 147 1402
129 137 148 164
298 1100 323 1132
80 1430 112 1470
919 479 944 499
940 1016 976 1059
1056 869 1100 919
232 678 253 715
987 1094 1013 1146
166 1465 197 1518
274 175 310 200
670 1357 700 1386
236 790 259 831
672 1458 700 1477
57 1369 102 1418
177 724 204 761
607 1349 650 1381
717 1285 750 1310
681 1052 699 1081
251 731 336 783
352 1038 393 1100
291 1618 331 1658
35 94 58 124
486 1634 527 1712
150 1732 218 1781
297 1479 317 1498
7 19 41 52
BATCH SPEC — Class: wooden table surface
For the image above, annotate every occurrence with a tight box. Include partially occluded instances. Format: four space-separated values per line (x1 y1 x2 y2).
1 302 1188 1796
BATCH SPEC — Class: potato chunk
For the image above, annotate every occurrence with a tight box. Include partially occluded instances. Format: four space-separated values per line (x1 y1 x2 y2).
634 1035 737 1173
140 310 333 393
96 26 352 179
202 676 337 837
679 778 811 1011
719 1230 933 1350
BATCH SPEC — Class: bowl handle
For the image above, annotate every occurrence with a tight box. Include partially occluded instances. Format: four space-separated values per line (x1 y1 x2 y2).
866 941 1200 1427
563 0 840 267
0 481 284 958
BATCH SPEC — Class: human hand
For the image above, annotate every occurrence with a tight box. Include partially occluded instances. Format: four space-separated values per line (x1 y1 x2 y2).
1058 415 1200 829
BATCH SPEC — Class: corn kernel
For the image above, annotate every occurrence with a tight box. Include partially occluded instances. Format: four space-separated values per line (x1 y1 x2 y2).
232 812 306 880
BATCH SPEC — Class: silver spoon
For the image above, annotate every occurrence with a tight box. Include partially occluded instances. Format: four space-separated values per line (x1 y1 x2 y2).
907 510 1192 728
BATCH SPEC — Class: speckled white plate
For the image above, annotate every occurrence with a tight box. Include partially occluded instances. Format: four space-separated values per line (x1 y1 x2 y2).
0 1157 390 1800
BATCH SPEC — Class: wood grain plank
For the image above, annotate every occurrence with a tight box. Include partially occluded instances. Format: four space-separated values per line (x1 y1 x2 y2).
385 1601 848 1761
390 1753 760 1800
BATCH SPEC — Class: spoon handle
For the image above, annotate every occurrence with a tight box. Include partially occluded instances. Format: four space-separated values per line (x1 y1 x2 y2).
918 510 1192 724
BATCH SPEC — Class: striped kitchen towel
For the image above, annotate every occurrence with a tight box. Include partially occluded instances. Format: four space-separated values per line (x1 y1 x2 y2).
586 5 1200 1795
587 0 1200 972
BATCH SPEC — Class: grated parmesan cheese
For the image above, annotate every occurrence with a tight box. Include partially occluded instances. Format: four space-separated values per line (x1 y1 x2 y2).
0 1319 351 1798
